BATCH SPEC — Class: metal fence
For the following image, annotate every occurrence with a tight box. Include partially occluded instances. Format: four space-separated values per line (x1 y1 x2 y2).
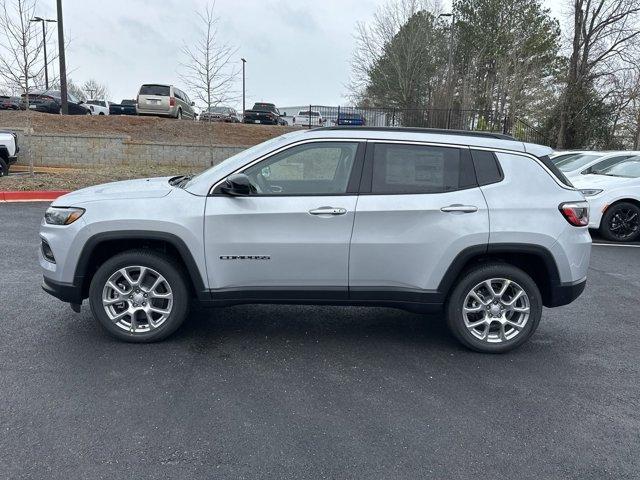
294 105 552 146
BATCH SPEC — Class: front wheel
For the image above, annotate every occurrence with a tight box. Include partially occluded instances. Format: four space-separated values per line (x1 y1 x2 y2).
446 263 542 353
0 158 8 177
89 250 190 342
600 202 640 242
176 109 183 119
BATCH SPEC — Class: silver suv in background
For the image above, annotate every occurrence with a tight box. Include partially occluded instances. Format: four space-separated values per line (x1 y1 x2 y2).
136 84 196 119
39 127 590 353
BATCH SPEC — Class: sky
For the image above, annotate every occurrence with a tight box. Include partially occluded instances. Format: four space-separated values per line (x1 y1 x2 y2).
33 0 566 110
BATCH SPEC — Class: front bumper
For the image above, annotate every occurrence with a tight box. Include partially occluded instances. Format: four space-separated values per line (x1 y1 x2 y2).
42 276 83 304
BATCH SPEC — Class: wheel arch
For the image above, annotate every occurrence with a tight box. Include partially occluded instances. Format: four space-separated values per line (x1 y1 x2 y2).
438 243 562 308
74 231 208 301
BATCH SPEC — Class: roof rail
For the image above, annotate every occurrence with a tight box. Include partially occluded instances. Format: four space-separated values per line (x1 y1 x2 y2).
313 126 516 141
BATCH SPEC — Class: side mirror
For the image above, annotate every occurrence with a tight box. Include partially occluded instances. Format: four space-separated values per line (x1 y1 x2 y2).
219 173 256 196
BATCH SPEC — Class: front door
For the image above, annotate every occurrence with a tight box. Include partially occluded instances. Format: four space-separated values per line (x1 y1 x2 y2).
204 140 364 299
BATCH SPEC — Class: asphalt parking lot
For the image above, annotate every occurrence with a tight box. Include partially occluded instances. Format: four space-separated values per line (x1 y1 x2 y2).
1 203 639 479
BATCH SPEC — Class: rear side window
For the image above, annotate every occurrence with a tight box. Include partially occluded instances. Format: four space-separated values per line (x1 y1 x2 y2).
139 85 170 96
471 150 503 185
370 144 476 194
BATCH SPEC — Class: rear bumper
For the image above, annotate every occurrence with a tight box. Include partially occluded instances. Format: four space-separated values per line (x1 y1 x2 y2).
546 278 587 307
42 276 83 304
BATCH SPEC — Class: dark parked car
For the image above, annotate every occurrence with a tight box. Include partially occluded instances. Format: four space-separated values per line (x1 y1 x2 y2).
243 102 284 125
109 99 137 115
0 96 20 110
199 106 240 122
21 90 90 115
336 112 366 126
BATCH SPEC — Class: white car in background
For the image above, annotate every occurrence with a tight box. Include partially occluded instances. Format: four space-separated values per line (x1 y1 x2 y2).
293 110 325 127
551 150 594 164
573 158 640 242
558 151 639 179
84 100 110 115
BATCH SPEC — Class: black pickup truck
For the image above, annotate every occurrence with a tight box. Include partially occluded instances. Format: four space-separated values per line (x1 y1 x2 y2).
109 99 137 115
243 102 286 125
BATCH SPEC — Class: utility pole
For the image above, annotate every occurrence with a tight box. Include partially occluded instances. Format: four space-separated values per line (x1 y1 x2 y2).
30 17 57 90
56 0 68 114
241 58 246 118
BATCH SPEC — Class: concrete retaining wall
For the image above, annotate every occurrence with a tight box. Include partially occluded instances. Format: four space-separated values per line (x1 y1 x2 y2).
8 130 246 167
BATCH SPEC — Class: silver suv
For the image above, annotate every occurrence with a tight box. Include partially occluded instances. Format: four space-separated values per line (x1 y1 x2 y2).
39 128 591 353
136 84 196 119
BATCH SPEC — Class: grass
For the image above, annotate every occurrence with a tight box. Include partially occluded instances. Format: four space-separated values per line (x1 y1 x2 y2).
2 164 206 191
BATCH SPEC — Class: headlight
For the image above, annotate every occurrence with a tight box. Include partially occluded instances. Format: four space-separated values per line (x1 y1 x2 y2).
579 189 603 197
44 207 85 225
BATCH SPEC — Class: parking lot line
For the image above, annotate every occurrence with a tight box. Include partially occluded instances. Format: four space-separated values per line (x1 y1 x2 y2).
592 242 640 248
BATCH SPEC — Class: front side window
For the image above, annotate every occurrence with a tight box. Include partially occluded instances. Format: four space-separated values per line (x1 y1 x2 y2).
243 142 359 195
588 156 631 174
371 143 475 194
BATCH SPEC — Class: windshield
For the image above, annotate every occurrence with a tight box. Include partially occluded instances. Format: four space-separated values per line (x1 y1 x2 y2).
208 107 227 113
597 159 640 178
298 111 319 116
557 153 601 172
551 153 580 165
86 100 106 106
183 135 289 190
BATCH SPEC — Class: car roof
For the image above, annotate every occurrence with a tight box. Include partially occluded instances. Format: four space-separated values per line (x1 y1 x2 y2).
304 127 553 157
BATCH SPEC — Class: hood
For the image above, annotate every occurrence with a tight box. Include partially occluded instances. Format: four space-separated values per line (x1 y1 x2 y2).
53 176 174 206
571 174 639 190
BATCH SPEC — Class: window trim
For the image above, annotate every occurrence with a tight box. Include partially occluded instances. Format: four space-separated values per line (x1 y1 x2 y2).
359 140 478 196
208 139 367 197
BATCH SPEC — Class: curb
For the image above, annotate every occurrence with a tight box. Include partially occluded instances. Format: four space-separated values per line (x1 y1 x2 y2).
0 190 69 202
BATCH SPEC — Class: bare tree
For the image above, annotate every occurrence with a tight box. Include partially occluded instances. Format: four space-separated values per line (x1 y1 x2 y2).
557 0 640 148
81 79 109 100
179 1 239 110
0 0 50 97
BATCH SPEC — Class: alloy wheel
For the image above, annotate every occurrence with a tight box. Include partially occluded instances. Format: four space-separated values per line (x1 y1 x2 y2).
101 266 173 333
608 207 639 241
462 278 530 343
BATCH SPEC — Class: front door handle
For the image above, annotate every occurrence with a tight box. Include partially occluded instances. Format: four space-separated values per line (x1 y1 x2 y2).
308 206 347 216
440 204 478 213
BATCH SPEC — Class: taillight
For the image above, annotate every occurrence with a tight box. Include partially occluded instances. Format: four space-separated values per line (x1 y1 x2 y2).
169 96 175 107
559 201 589 226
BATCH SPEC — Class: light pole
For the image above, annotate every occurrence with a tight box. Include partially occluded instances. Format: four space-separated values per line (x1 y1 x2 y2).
56 0 68 114
30 17 57 90
241 58 246 118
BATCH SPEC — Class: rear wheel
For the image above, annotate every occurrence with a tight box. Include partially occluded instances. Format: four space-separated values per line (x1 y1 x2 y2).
600 202 640 242
89 250 190 342
0 158 8 177
446 263 542 353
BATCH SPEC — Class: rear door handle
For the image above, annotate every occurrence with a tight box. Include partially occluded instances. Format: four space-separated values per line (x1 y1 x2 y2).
308 206 347 216
440 204 478 213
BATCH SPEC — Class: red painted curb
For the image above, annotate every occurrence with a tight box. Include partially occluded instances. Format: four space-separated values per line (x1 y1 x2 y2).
0 190 69 202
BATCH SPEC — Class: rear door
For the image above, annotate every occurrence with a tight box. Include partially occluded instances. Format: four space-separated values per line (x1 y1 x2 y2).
204 140 365 297
349 141 489 301
138 84 170 112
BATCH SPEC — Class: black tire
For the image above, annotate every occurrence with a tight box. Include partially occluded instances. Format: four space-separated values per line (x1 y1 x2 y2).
599 202 640 242
446 262 542 353
176 109 182 119
89 249 190 342
0 158 7 177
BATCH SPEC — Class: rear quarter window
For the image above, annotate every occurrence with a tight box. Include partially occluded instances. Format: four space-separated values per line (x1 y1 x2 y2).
470 150 503 185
